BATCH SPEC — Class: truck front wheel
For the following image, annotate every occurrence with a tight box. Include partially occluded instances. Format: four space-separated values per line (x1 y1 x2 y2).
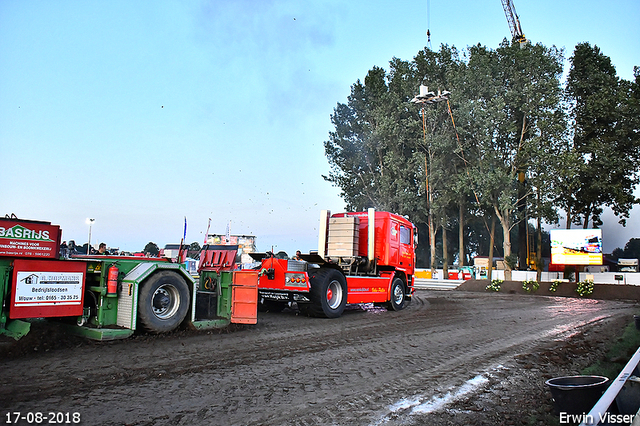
387 277 406 311
308 268 347 318
138 271 190 333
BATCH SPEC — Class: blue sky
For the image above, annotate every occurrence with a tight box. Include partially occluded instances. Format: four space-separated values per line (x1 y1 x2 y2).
1 0 639 255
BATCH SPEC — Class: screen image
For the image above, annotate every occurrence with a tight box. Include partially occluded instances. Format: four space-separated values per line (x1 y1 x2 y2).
550 229 603 265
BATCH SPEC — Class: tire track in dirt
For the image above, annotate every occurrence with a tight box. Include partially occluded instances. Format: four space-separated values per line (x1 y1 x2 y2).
0 297 435 406
249 314 616 425
228 297 632 426
0 292 636 426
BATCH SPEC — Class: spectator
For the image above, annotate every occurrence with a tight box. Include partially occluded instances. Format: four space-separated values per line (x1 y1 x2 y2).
98 242 108 255
60 241 68 258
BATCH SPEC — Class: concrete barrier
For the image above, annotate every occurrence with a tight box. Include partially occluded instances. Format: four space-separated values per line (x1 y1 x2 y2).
414 278 462 290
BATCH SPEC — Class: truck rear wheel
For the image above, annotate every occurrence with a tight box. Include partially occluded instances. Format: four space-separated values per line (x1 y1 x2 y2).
308 268 347 318
138 271 190 333
387 277 406 311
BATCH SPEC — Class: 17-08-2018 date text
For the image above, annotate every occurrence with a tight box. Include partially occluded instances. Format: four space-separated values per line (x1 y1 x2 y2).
4 412 80 424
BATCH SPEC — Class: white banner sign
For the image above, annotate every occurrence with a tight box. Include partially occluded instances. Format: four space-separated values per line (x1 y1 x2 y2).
14 271 84 306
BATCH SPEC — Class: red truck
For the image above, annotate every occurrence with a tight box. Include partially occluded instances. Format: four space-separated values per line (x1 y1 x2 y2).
251 208 417 318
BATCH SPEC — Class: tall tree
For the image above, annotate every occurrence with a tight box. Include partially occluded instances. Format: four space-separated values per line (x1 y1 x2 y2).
562 43 640 228
324 64 423 214
407 46 464 273
457 41 565 279
144 242 159 256
324 46 464 271
622 238 640 261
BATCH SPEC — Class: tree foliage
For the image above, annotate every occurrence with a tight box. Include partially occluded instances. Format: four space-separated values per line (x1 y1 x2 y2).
144 242 159 256
188 242 202 259
324 47 466 269
561 43 640 228
324 41 639 268
613 238 640 261
324 63 422 215
455 41 565 276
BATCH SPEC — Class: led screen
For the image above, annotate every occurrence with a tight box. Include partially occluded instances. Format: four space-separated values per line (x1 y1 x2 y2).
550 229 603 265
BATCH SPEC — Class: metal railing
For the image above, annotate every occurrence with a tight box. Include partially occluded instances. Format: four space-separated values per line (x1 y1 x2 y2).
580 346 640 426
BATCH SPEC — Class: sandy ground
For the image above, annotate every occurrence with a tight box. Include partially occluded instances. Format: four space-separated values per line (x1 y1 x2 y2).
1 289 638 426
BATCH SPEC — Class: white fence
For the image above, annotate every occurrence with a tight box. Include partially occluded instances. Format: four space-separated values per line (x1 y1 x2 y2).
417 269 640 285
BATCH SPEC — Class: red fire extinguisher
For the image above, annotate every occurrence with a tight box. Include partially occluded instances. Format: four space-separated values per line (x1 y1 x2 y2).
107 264 119 295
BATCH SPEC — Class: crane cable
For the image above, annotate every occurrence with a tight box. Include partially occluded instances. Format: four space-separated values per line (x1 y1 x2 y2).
445 99 497 249
446 99 482 209
426 0 431 49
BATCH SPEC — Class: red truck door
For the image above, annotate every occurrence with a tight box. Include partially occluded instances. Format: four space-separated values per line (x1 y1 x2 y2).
399 224 414 271
388 220 400 266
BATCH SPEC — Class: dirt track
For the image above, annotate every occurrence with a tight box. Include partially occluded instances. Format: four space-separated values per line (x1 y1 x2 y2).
1 290 638 426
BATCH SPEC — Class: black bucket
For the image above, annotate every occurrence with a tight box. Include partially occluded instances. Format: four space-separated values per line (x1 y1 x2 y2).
546 375 609 415
634 315 640 330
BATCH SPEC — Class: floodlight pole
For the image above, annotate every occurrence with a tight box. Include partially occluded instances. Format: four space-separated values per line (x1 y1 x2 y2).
87 218 95 255
410 85 450 277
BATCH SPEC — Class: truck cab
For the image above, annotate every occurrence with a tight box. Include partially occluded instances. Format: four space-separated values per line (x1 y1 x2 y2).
327 209 416 278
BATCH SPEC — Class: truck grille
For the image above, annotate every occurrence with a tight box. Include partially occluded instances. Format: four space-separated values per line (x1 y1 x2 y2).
287 260 306 272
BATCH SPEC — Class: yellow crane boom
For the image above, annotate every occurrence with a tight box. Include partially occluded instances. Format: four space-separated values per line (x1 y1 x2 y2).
501 0 527 44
